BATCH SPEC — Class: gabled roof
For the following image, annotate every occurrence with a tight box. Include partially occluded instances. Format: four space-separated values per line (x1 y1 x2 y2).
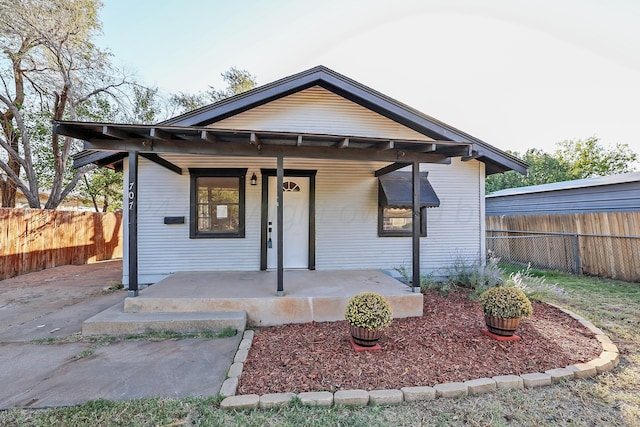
57 66 526 174
161 65 526 175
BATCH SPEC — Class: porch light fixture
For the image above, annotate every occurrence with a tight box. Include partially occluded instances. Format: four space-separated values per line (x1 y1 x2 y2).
250 173 257 186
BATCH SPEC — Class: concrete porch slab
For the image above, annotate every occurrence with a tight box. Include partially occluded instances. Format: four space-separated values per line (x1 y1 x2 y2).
124 270 423 327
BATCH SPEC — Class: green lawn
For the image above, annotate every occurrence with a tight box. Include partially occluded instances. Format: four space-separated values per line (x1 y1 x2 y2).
2 273 639 427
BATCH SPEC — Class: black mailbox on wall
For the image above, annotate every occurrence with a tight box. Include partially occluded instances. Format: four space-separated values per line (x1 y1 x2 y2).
164 216 185 225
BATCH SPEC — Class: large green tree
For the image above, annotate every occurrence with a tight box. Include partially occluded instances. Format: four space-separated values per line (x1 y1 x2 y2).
486 137 638 194
74 69 257 213
80 168 122 212
485 149 572 193
555 137 637 179
0 0 130 208
72 91 127 212
169 67 257 115
73 85 170 212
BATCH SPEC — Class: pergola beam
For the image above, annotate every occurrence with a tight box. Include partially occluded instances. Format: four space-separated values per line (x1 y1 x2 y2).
200 130 216 143
250 133 262 151
417 143 436 152
374 162 410 177
140 153 182 175
83 138 453 164
103 126 131 140
378 140 394 151
54 121 472 149
149 127 173 141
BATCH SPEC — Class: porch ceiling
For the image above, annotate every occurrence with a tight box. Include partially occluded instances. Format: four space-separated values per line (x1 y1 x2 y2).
53 121 473 169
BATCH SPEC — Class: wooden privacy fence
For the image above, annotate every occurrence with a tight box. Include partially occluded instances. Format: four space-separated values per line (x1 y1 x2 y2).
486 212 640 282
0 208 123 280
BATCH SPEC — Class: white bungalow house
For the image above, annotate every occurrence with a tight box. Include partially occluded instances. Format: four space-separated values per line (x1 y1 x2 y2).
54 66 526 298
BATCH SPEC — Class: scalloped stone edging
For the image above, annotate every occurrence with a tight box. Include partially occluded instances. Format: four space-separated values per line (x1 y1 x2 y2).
220 305 618 410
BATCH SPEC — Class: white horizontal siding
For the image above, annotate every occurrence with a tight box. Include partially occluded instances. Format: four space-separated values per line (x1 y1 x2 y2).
134 157 264 283
129 156 483 283
315 158 482 273
420 159 483 272
209 86 433 141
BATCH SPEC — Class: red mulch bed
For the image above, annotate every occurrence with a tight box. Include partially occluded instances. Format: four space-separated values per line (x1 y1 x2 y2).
238 289 602 395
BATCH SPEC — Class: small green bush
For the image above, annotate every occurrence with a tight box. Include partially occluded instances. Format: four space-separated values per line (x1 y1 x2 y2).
344 292 393 331
421 272 451 296
393 265 449 294
479 285 533 318
446 252 504 292
507 264 565 301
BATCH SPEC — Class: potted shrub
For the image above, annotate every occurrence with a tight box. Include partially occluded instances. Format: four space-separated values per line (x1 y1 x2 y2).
479 286 533 336
344 292 393 346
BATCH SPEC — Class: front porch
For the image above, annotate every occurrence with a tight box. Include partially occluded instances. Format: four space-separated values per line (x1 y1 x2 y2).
126 270 422 326
83 270 423 334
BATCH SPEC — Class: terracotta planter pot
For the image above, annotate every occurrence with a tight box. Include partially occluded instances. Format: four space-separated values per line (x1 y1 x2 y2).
349 325 382 347
484 316 522 337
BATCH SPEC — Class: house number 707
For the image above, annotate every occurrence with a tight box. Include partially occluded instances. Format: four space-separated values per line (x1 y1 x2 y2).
128 182 135 210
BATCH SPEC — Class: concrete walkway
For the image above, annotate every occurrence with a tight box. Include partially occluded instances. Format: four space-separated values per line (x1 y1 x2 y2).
0 261 241 409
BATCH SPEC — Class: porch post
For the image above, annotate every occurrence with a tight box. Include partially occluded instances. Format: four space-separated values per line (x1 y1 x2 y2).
412 161 421 293
128 151 139 296
276 156 284 296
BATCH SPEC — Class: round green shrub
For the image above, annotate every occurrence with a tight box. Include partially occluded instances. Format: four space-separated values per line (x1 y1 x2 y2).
479 286 533 318
344 292 393 331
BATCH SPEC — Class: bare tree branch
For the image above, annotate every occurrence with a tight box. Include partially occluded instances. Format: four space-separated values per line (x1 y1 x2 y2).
0 93 29 168
75 79 129 105
56 163 96 205
0 158 29 195
0 133 27 169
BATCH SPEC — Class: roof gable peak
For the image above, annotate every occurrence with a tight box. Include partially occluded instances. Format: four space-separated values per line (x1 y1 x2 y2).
160 65 526 175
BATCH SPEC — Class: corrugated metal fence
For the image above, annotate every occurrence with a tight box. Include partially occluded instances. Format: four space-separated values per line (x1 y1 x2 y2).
486 212 640 282
0 208 123 280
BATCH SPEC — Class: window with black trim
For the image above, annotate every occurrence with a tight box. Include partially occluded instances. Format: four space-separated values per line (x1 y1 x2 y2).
381 207 412 234
189 168 247 238
378 205 427 237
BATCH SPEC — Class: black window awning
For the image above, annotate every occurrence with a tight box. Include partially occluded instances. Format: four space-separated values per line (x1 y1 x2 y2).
378 171 440 208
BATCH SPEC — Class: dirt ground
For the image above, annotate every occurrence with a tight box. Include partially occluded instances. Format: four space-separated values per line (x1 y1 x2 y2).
0 260 123 331
0 260 127 343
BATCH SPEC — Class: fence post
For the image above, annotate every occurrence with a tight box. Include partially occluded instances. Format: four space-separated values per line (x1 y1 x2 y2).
573 234 580 274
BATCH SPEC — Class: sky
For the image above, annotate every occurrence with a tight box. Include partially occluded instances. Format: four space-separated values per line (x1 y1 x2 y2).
96 0 640 158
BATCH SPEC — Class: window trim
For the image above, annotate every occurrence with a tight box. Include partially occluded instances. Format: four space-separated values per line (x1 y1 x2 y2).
189 168 247 239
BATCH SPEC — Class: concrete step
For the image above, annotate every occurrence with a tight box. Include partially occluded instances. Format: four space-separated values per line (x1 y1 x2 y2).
82 302 247 336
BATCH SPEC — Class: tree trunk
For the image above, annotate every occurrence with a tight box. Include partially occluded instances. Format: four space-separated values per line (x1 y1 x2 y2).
83 174 99 212
0 41 29 208
0 123 21 208
1 176 18 207
44 87 70 210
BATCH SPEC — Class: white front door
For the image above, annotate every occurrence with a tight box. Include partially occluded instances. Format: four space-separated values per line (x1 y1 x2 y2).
267 176 310 269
